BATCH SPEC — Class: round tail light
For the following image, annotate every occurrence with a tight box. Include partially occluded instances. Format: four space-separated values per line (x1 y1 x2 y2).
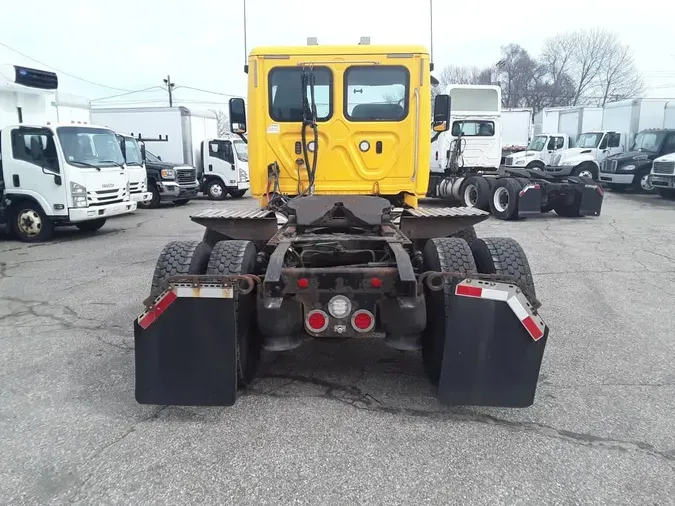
306 309 328 333
351 310 375 333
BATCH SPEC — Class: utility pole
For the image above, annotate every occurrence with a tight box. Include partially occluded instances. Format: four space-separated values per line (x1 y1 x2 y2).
163 75 175 107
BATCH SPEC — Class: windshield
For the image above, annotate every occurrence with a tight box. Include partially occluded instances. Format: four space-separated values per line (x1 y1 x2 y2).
631 131 666 152
145 150 161 163
56 127 125 168
233 140 248 162
576 133 603 149
527 135 548 151
118 135 143 166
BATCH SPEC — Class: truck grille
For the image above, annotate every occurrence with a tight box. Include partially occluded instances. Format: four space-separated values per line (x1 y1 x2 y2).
176 168 196 185
87 188 126 206
653 161 675 175
129 182 141 194
504 156 514 166
601 159 618 173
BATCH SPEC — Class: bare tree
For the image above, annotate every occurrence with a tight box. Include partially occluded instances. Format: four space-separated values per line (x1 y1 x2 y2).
437 65 494 87
594 39 644 105
210 109 230 137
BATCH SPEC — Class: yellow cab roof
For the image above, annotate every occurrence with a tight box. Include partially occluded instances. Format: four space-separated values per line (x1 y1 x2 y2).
249 44 430 57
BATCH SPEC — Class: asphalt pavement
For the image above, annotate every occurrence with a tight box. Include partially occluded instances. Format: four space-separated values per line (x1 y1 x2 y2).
1 192 674 505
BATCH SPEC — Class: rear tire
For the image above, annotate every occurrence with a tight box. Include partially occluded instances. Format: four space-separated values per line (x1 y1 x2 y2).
206 240 261 387
489 178 522 220
449 225 477 246
470 237 536 301
75 218 106 232
421 237 477 385
460 176 490 211
150 240 212 299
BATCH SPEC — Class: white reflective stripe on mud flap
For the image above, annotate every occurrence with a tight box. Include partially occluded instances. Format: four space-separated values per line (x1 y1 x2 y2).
506 296 529 320
479 288 509 301
174 286 234 298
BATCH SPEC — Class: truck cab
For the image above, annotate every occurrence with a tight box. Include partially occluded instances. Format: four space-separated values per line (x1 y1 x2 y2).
0 123 137 242
649 151 675 199
116 133 152 204
600 129 675 192
545 130 624 180
503 133 569 170
199 135 250 200
137 145 199 208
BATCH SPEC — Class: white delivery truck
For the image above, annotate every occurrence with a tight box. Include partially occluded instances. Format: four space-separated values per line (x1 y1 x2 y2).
116 133 152 204
502 133 571 170
545 130 625 180
556 107 604 146
0 64 136 242
648 151 675 199
46 92 92 124
90 107 249 201
533 107 572 135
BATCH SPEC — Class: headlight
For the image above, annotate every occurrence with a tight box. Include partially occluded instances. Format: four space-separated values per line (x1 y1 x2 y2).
561 160 578 166
70 182 88 208
239 169 248 182
160 169 175 179
620 164 636 172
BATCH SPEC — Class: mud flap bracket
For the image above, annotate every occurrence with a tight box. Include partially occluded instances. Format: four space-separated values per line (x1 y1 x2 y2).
437 278 549 407
134 279 240 406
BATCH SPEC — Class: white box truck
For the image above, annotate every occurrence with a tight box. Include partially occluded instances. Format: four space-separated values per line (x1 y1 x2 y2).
501 108 533 157
90 107 250 202
0 64 136 242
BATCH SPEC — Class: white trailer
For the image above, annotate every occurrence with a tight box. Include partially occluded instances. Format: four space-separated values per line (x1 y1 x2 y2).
0 64 136 242
501 108 532 149
556 107 604 145
533 107 572 135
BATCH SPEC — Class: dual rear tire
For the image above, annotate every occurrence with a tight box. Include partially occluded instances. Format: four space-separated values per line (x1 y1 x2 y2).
421 235 536 384
150 239 260 387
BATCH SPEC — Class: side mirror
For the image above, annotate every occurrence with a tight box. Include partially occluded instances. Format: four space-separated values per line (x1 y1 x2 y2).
432 94 451 132
157 155 162 161
229 98 247 134
140 143 146 162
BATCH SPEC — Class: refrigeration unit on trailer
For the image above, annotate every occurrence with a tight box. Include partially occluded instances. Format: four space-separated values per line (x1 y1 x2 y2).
0 64 136 242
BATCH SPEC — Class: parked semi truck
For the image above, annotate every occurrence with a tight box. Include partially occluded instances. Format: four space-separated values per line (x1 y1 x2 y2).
134 40 553 409
0 64 136 242
90 107 249 202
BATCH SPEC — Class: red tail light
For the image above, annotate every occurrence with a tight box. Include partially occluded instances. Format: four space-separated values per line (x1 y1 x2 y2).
306 309 328 332
351 310 375 332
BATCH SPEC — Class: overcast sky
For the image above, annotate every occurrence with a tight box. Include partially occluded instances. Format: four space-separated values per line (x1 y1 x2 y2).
1 0 674 108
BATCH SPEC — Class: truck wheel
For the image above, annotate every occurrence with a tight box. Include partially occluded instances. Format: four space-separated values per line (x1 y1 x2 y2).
139 183 160 209
206 240 260 387
12 201 54 242
421 237 477 384
461 176 490 210
150 240 212 299
469 237 536 300
450 225 477 246
229 189 247 198
489 178 522 220
526 161 544 171
571 163 596 180
206 180 226 200
632 171 655 193
75 218 107 232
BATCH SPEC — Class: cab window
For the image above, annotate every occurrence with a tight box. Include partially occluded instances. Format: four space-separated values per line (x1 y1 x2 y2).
344 66 409 122
451 120 495 137
268 67 332 122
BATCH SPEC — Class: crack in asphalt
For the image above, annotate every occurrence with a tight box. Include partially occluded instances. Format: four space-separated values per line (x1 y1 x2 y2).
248 373 675 465
0 297 133 351
67 405 168 505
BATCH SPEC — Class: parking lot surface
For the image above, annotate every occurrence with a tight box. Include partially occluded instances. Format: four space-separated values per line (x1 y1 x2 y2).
1 192 674 505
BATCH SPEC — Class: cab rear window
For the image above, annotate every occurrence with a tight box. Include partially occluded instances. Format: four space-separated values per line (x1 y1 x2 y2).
268 67 332 122
344 66 409 122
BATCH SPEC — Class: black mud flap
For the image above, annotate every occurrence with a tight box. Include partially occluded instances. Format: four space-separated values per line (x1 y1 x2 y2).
134 285 238 406
516 182 543 218
438 279 549 407
578 182 604 216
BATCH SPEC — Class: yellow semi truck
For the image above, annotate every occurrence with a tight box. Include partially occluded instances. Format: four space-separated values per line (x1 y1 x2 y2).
133 41 549 408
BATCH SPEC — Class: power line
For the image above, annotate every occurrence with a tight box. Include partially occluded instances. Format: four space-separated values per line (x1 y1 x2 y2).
90 86 166 102
0 40 133 92
175 85 245 98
